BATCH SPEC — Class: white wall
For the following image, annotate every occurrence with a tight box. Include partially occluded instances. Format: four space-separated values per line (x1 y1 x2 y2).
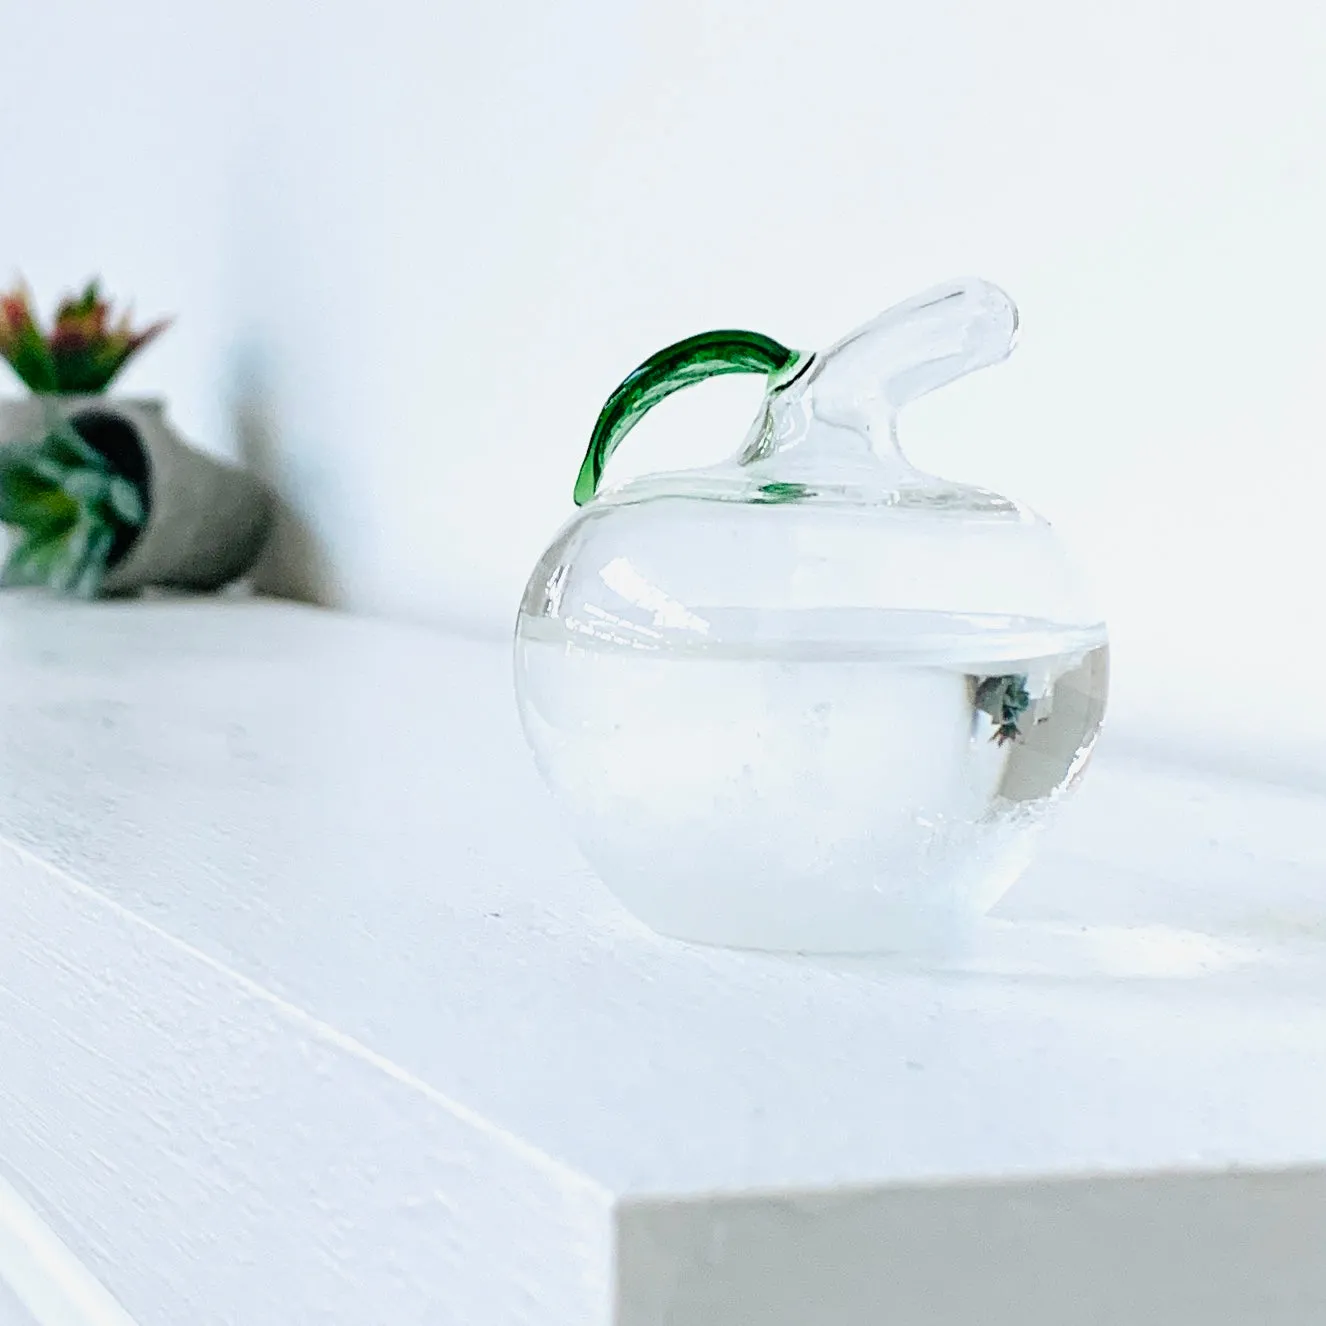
2 0 1324 767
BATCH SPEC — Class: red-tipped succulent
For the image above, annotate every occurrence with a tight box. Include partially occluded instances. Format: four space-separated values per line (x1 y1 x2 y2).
0 279 170 394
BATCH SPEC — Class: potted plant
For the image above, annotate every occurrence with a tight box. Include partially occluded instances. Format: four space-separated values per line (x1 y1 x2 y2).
0 279 272 596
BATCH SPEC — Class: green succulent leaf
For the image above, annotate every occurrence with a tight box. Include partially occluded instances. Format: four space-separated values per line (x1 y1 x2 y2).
0 454 64 522
0 290 59 392
59 467 114 506
0 278 171 394
43 416 105 468
106 474 145 526
46 518 115 598
0 481 78 536
0 417 146 597
2 527 73 589
55 281 103 323
75 525 117 598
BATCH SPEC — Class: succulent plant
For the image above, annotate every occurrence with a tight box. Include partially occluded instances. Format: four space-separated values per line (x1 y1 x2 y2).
0 280 170 394
0 415 145 597
973 673 1032 746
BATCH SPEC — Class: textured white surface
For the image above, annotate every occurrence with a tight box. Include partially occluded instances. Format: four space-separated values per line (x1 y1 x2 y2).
0 1283 35 1326
0 1173 136 1326
0 596 1324 1324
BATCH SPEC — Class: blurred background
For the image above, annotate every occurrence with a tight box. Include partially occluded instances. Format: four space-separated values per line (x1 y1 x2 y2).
1 0 1322 772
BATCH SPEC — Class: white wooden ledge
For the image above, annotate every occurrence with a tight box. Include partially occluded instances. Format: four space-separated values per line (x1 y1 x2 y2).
0 596 1324 1325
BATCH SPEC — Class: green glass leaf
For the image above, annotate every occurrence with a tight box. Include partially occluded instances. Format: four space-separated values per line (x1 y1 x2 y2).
753 481 814 504
574 330 802 505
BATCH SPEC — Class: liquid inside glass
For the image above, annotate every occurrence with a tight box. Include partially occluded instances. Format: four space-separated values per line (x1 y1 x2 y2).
515 609 1108 953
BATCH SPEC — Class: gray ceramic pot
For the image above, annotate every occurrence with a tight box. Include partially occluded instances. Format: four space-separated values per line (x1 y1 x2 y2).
0 395 273 594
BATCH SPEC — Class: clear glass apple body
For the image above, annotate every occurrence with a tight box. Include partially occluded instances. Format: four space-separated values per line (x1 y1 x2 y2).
515 281 1107 953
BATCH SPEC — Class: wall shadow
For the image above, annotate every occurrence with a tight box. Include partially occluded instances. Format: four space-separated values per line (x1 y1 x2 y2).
230 354 337 606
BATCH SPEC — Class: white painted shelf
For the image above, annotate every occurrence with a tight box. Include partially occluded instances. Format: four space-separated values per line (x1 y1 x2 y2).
0 596 1324 1325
